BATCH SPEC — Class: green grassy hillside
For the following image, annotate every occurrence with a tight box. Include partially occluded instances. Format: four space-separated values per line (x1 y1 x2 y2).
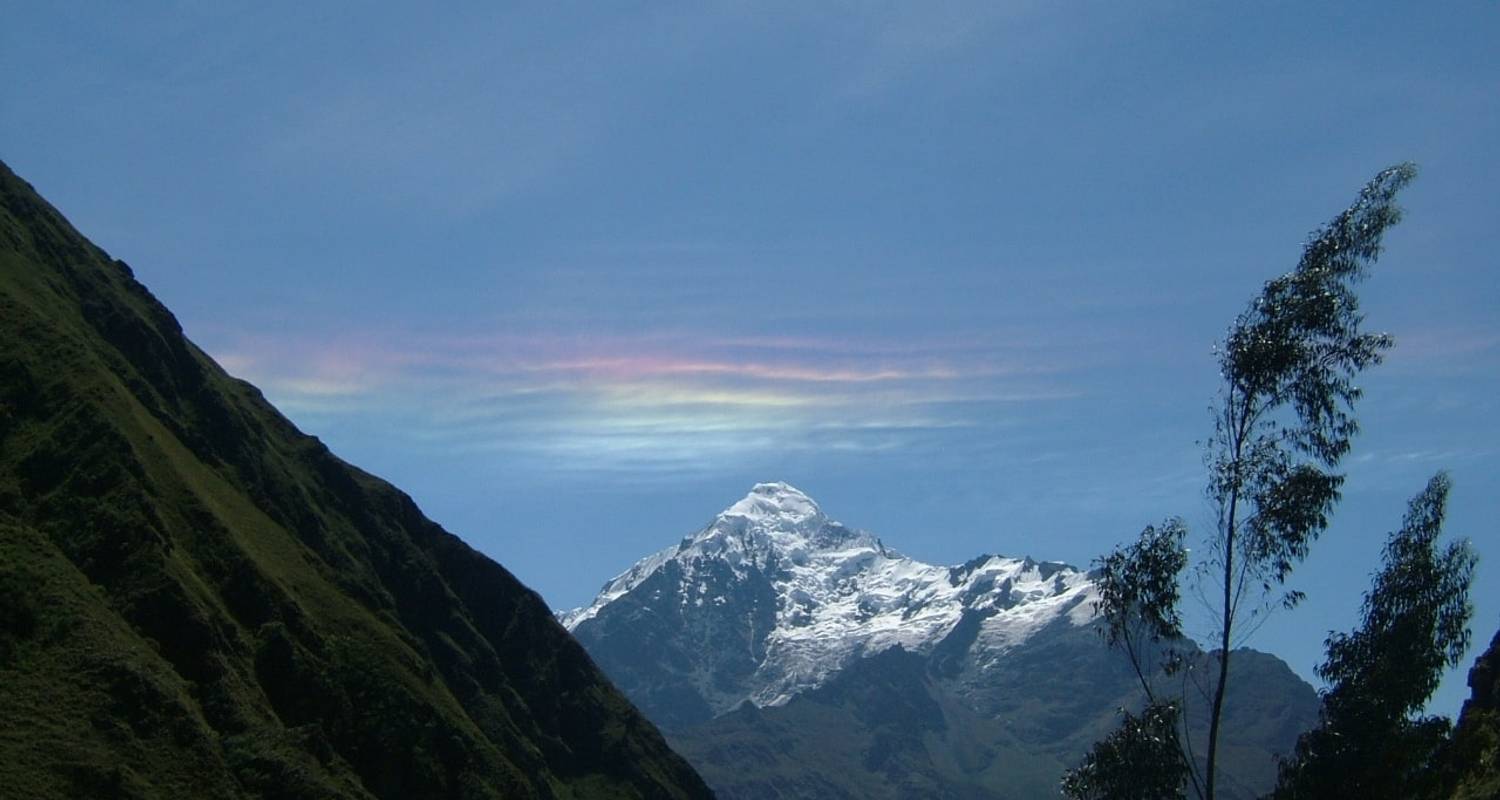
0 160 713 800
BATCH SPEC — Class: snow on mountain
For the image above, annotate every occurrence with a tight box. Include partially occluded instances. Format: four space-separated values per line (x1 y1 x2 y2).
563 481 1099 710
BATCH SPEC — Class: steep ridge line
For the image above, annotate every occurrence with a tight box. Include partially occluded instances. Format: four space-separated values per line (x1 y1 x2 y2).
0 159 712 800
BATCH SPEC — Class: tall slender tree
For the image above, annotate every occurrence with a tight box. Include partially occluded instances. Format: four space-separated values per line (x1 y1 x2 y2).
1064 162 1419 800
1199 161 1417 799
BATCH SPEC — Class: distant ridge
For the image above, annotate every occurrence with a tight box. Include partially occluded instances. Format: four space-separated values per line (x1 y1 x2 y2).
0 160 712 799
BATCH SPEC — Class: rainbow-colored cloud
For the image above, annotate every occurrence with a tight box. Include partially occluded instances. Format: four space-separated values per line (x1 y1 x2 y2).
206 327 1076 475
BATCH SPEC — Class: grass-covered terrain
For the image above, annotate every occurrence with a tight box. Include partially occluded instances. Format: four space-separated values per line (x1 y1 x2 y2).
0 160 713 800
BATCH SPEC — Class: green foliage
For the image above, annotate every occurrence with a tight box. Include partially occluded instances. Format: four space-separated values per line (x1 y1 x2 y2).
1271 473 1477 800
1320 473 1475 721
1093 519 1190 683
1062 703 1187 800
1097 519 1190 648
0 566 39 663
1211 161 1414 606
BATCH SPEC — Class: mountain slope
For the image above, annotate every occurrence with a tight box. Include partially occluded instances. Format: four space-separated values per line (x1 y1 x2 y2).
0 160 712 800
671 643 1075 799
565 483 1320 799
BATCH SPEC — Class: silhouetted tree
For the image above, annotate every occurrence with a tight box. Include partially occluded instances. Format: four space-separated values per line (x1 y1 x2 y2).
1271 472 1476 800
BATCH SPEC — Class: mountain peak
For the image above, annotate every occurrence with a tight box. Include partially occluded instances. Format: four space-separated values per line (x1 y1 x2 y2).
564 482 1103 716
700 482 876 557
721 481 823 528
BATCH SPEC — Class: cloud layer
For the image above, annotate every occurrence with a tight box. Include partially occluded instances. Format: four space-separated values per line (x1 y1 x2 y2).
210 327 1075 476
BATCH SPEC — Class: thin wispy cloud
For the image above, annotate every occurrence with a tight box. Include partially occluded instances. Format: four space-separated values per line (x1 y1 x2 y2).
516 357 973 384
207 325 1075 474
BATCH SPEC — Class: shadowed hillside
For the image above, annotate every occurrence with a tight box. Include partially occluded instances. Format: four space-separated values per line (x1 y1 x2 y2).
0 160 713 800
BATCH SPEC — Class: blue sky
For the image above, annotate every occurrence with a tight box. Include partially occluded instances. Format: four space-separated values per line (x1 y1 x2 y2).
4 2 1497 718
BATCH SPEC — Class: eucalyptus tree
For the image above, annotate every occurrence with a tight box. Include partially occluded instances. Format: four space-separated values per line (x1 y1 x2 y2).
1271 472 1477 800
1063 162 1419 800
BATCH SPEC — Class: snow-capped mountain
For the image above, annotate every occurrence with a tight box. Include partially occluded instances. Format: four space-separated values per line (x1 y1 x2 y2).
563 481 1099 716
563 482 1320 799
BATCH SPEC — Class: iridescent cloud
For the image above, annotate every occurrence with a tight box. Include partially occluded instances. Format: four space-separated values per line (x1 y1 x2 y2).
204 327 1077 473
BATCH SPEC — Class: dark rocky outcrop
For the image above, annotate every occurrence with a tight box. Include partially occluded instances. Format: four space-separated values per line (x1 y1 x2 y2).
1436 625 1500 799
